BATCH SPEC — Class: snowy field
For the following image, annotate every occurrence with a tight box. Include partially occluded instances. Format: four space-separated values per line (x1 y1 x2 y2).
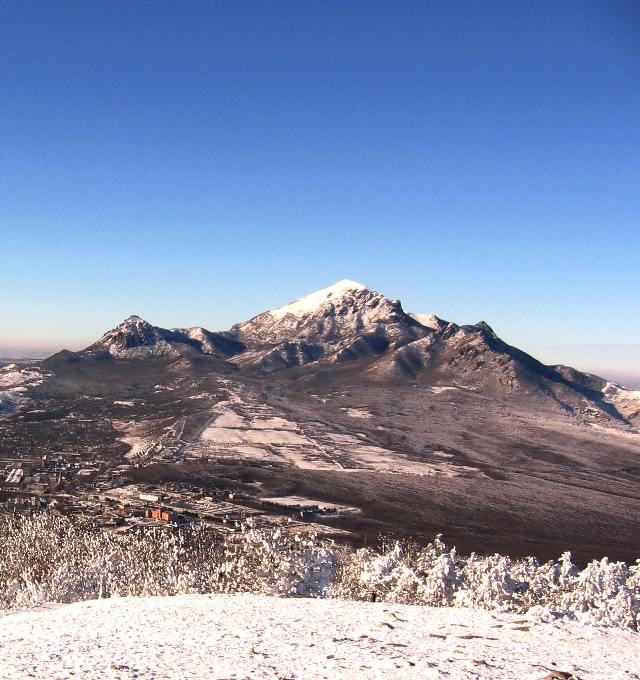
0 594 638 680
194 399 473 477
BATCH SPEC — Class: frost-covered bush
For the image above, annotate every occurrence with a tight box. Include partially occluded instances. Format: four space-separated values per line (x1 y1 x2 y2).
0 514 638 630
0 514 335 608
328 538 639 630
557 557 640 629
453 552 520 611
327 536 459 606
218 525 335 597
0 514 228 606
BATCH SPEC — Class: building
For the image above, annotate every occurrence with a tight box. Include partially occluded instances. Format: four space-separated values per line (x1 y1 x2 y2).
144 507 179 522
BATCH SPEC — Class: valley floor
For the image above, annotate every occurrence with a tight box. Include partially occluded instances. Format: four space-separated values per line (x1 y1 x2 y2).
0 594 638 679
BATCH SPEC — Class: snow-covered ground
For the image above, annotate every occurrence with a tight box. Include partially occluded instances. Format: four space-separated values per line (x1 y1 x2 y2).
193 397 474 477
0 363 47 413
0 594 637 679
0 364 45 389
602 382 640 421
0 386 30 414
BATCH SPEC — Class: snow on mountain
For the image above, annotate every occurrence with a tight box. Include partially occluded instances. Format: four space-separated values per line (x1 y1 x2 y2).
602 382 640 423
95 316 168 355
0 363 47 414
233 279 417 341
93 316 242 359
267 279 370 319
228 279 589 392
0 388 30 415
409 312 448 330
85 281 432 370
1 594 637 679
65 282 637 427
228 279 429 369
165 325 243 358
0 363 46 389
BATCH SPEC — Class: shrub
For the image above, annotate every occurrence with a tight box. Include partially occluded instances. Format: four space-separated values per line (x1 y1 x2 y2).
0 515 637 630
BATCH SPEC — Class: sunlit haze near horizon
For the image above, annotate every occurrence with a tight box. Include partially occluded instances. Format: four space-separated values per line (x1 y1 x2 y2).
1 1 639 386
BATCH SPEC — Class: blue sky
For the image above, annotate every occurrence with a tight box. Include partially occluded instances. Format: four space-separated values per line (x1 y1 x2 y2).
1 1 639 384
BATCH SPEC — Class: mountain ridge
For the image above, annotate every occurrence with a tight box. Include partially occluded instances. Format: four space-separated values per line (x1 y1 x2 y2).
64 280 635 427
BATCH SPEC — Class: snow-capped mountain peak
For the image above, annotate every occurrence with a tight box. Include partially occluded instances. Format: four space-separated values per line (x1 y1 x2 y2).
96 316 161 350
226 280 429 370
233 279 412 341
268 279 370 320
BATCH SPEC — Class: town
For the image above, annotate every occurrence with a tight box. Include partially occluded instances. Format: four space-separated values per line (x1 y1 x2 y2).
0 418 347 537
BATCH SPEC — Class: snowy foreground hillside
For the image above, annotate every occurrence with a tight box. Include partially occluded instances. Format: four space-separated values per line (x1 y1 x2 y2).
1 593 639 680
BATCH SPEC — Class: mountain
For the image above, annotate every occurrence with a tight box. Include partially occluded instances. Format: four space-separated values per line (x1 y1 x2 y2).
3 280 640 564
91 315 243 359
21 278 640 439
214 281 629 428
71 284 634 427
226 279 429 371
63 282 629 426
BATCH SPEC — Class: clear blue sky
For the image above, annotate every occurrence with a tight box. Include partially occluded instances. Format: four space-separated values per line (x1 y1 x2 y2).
1 1 639 383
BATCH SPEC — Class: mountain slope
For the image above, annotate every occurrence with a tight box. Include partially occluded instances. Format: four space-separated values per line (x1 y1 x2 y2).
364 318 624 421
